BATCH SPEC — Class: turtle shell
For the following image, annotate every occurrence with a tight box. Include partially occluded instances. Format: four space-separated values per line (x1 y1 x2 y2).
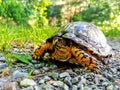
55 22 112 57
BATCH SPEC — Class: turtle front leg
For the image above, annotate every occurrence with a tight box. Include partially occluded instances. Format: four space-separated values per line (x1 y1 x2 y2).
71 46 97 70
32 42 52 60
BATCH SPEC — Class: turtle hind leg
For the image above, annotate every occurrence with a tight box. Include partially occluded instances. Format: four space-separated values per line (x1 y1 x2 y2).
71 46 98 71
32 42 52 60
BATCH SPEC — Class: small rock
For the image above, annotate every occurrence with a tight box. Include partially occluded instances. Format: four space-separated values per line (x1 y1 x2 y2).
106 85 113 90
33 70 40 75
49 72 59 80
63 84 69 90
60 72 70 78
39 79 45 84
72 85 78 90
41 84 54 90
43 76 51 81
78 76 86 85
13 70 28 79
42 67 49 71
3 82 18 90
64 77 72 87
0 63 8 69
34 86 41 90
20 78 37 87
46 80 64 87
34 64 43 69
71 76 79 84
20 86 34 90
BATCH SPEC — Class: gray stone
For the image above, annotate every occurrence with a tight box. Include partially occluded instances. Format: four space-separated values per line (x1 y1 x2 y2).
20 78 37 87
60 72 70 78
49 72 59 80
39 79 45 84
34 86 42 90
42 67 49 71
46 80 64 87
20 86 34 90
71 77 79 84
63 84 69 90
64 77 72 87
72 85 78 90
78 76 86 85
0 63 8 69
40 84 54 90
43 76 51 81
13 70 28 79
106 85 114 90
33 70 40 75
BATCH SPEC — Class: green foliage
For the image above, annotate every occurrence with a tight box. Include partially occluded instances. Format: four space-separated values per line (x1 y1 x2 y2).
0 24 57 52
5 53 31 65
72 1 111 22
0 0 31 24
28 0 51 27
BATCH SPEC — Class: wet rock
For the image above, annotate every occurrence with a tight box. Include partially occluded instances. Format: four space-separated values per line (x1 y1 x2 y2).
20 78 37 87
13 70 28 79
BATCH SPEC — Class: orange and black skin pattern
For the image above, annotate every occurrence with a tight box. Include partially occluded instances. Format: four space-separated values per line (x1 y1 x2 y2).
32 37 97 70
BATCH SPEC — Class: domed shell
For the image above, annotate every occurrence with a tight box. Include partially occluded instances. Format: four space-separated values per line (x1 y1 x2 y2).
56 22 112 56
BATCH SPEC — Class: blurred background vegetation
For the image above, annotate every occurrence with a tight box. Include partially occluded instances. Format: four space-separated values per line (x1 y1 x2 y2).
0 0 120 52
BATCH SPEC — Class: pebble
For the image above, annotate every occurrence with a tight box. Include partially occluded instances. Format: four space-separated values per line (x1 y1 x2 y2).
13 70 28 79
63 84 69 90
48 72 59 80
46 80 64 87
20 78 37 87
20 86 34 90
0 63 8 69
64 76 72 87
71 76 80 84
39 84 54 90
106 85 113 90
72 85 78 90
60 72 70 78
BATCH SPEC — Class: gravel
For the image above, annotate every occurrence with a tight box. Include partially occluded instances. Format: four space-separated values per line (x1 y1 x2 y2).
0 39 120 90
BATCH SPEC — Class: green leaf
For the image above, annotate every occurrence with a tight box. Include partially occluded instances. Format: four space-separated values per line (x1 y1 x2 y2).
5 53 31 64
12 54 31 64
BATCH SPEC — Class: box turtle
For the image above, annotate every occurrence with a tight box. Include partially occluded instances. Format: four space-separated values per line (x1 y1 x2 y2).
32 22 112 72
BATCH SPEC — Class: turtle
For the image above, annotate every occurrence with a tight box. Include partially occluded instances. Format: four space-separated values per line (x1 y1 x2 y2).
32 22 112 72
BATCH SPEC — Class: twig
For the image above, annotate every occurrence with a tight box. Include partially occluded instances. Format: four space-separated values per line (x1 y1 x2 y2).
32 67 67 79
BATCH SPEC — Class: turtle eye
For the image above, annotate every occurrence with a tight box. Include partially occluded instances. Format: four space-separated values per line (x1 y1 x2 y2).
59 38 66 45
